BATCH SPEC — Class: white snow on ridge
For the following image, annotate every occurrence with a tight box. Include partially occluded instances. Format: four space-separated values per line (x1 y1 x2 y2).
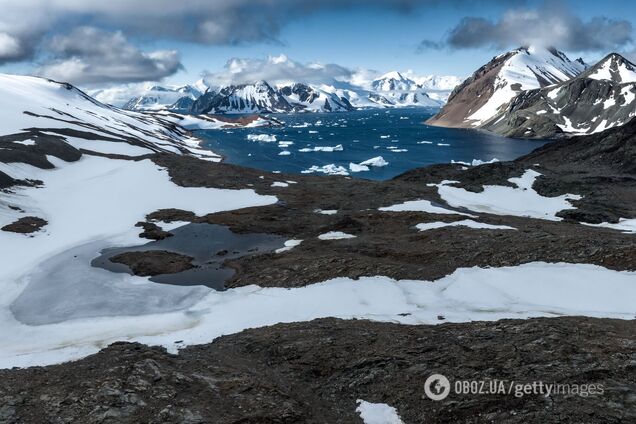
468 46 585 126
356 400 404 424
435 170 581 221
2 262 635 368
0 74 218 161
583 218 636 234
416 219 516 231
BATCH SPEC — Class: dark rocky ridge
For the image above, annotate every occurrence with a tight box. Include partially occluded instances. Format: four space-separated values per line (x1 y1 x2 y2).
425 51 515 128
484 54 636 138
1 317 634 423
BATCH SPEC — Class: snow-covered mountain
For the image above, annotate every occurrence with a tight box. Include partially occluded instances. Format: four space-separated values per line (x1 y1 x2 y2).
116 71 458 115
427 46 587 128
277 83 354 112
369 72 442 107
483 53 636 138
122 84 204 113
191 81 294 114
412 75 464 102
0 74 216 162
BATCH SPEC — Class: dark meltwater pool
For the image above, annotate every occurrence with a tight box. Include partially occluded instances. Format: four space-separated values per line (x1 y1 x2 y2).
92 223 286 289
196 108 550 180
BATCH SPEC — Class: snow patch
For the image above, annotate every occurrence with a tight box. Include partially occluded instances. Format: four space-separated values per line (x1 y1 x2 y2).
356 400 404 424
318 231 357 240
416 219 516 231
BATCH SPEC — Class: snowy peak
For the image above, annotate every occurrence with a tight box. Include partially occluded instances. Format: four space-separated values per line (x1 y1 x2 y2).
369 71 441 107
427 45 585 128
123 84 203 112
190 81 293 114
482 52 636 138
277 83 354 112
584 53 636 84
372 71 417 92
504 46 585 88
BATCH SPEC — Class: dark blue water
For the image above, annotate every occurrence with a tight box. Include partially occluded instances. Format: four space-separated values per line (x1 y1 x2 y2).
197 108 549 180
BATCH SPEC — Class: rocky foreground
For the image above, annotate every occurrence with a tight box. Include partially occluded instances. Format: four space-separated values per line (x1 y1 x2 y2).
1 317 635 423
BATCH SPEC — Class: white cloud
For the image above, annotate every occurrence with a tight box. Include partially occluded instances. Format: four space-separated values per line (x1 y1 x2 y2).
420 3 634 52
203 54 353 87
37 27 182 85
0 33 21 58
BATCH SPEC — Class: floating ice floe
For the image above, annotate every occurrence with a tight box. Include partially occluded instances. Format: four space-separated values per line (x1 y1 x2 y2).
349 163 370 173
416 219 516 231
298 144 343 153
356 400 404 424
318 231 357 240
451 158 500 167
433 169 581 221
314 209 338 215
278 141 294 148
301 164 349 176
360 156 389 167
247 134 277 142
278 151 291 156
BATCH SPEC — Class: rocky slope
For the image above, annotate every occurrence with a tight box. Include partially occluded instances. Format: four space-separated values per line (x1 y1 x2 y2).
426 46 586 128
1 317 634 423
483 53 636 138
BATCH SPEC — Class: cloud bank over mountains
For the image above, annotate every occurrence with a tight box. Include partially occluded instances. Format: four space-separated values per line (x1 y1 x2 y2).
37 27 182 85
420 3 633 53
0 0 633 85
201 55 354 87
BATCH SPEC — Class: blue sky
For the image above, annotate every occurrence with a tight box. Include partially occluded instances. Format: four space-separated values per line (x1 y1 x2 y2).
0 0 634 87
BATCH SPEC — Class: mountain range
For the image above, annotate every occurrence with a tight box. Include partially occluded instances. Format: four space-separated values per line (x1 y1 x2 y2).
427 46 636 138
112 71 453 114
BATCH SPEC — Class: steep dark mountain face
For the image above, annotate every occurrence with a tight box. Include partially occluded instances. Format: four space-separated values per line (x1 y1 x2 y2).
520 116 636 173
484 53 636 138
278 83 319 103
425 51 516 128
426 46 586 129
189 81 293 114
168 96 196 113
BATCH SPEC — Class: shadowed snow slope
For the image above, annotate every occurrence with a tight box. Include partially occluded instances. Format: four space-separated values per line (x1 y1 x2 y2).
0 73 217 160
